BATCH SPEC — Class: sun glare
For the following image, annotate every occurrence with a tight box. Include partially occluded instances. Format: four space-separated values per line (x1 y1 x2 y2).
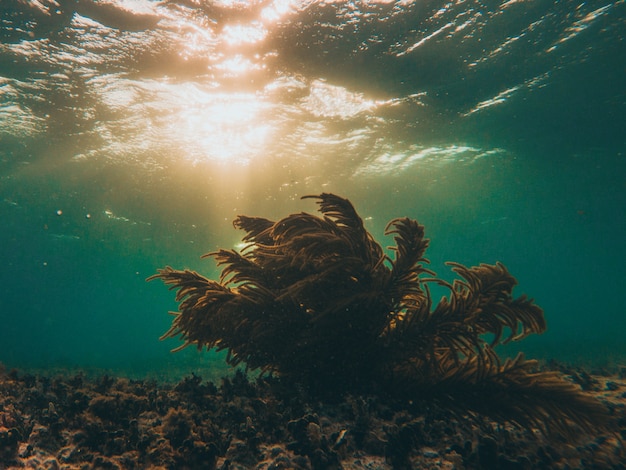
260 0 299 22
222 23 267 45
169 90 274 165
166 0 301 57
215 54 262 75
137 2 305 168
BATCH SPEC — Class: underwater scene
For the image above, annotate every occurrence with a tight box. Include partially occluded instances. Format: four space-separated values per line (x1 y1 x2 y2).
1 0 625 468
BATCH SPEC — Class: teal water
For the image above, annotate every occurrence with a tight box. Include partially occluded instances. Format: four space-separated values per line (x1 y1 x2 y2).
1 0 625 378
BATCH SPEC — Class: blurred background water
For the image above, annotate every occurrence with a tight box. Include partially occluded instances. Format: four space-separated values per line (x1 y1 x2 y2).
1 0 624 379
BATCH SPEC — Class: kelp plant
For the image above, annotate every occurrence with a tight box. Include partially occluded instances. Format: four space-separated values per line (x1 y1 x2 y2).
149 193 609 435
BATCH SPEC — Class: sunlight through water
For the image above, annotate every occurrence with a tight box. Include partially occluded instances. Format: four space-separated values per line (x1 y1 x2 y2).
0 0 625 375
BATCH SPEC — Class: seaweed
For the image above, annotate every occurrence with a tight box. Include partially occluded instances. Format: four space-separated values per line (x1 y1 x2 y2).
149 193 610 436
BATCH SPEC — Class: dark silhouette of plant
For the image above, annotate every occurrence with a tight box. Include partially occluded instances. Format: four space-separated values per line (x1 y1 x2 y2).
149 193 609 435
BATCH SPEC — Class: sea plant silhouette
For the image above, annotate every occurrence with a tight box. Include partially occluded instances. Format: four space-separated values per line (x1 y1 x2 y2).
150 193 608 435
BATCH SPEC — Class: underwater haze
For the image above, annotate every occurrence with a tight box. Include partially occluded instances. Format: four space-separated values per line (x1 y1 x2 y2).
1 0 625 378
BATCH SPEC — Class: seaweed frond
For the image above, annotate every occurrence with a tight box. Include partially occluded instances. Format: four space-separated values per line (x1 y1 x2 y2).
430 353 611 437
447 262 546 344
149 193 612 436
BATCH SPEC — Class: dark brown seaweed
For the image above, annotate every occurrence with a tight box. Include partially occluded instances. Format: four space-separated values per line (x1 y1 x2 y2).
149 193 611 436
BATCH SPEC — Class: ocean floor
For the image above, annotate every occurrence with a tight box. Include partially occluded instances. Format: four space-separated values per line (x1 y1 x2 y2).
0 363 625 469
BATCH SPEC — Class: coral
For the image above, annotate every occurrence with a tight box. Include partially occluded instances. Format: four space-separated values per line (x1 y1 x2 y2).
149 193 610 435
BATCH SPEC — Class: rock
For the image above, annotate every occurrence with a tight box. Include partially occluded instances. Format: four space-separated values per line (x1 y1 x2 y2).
477 436 498 469
0 426 20 462
423 447 439 458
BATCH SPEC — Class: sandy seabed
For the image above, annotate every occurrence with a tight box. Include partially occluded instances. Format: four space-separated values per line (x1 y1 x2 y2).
0 364 625 470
